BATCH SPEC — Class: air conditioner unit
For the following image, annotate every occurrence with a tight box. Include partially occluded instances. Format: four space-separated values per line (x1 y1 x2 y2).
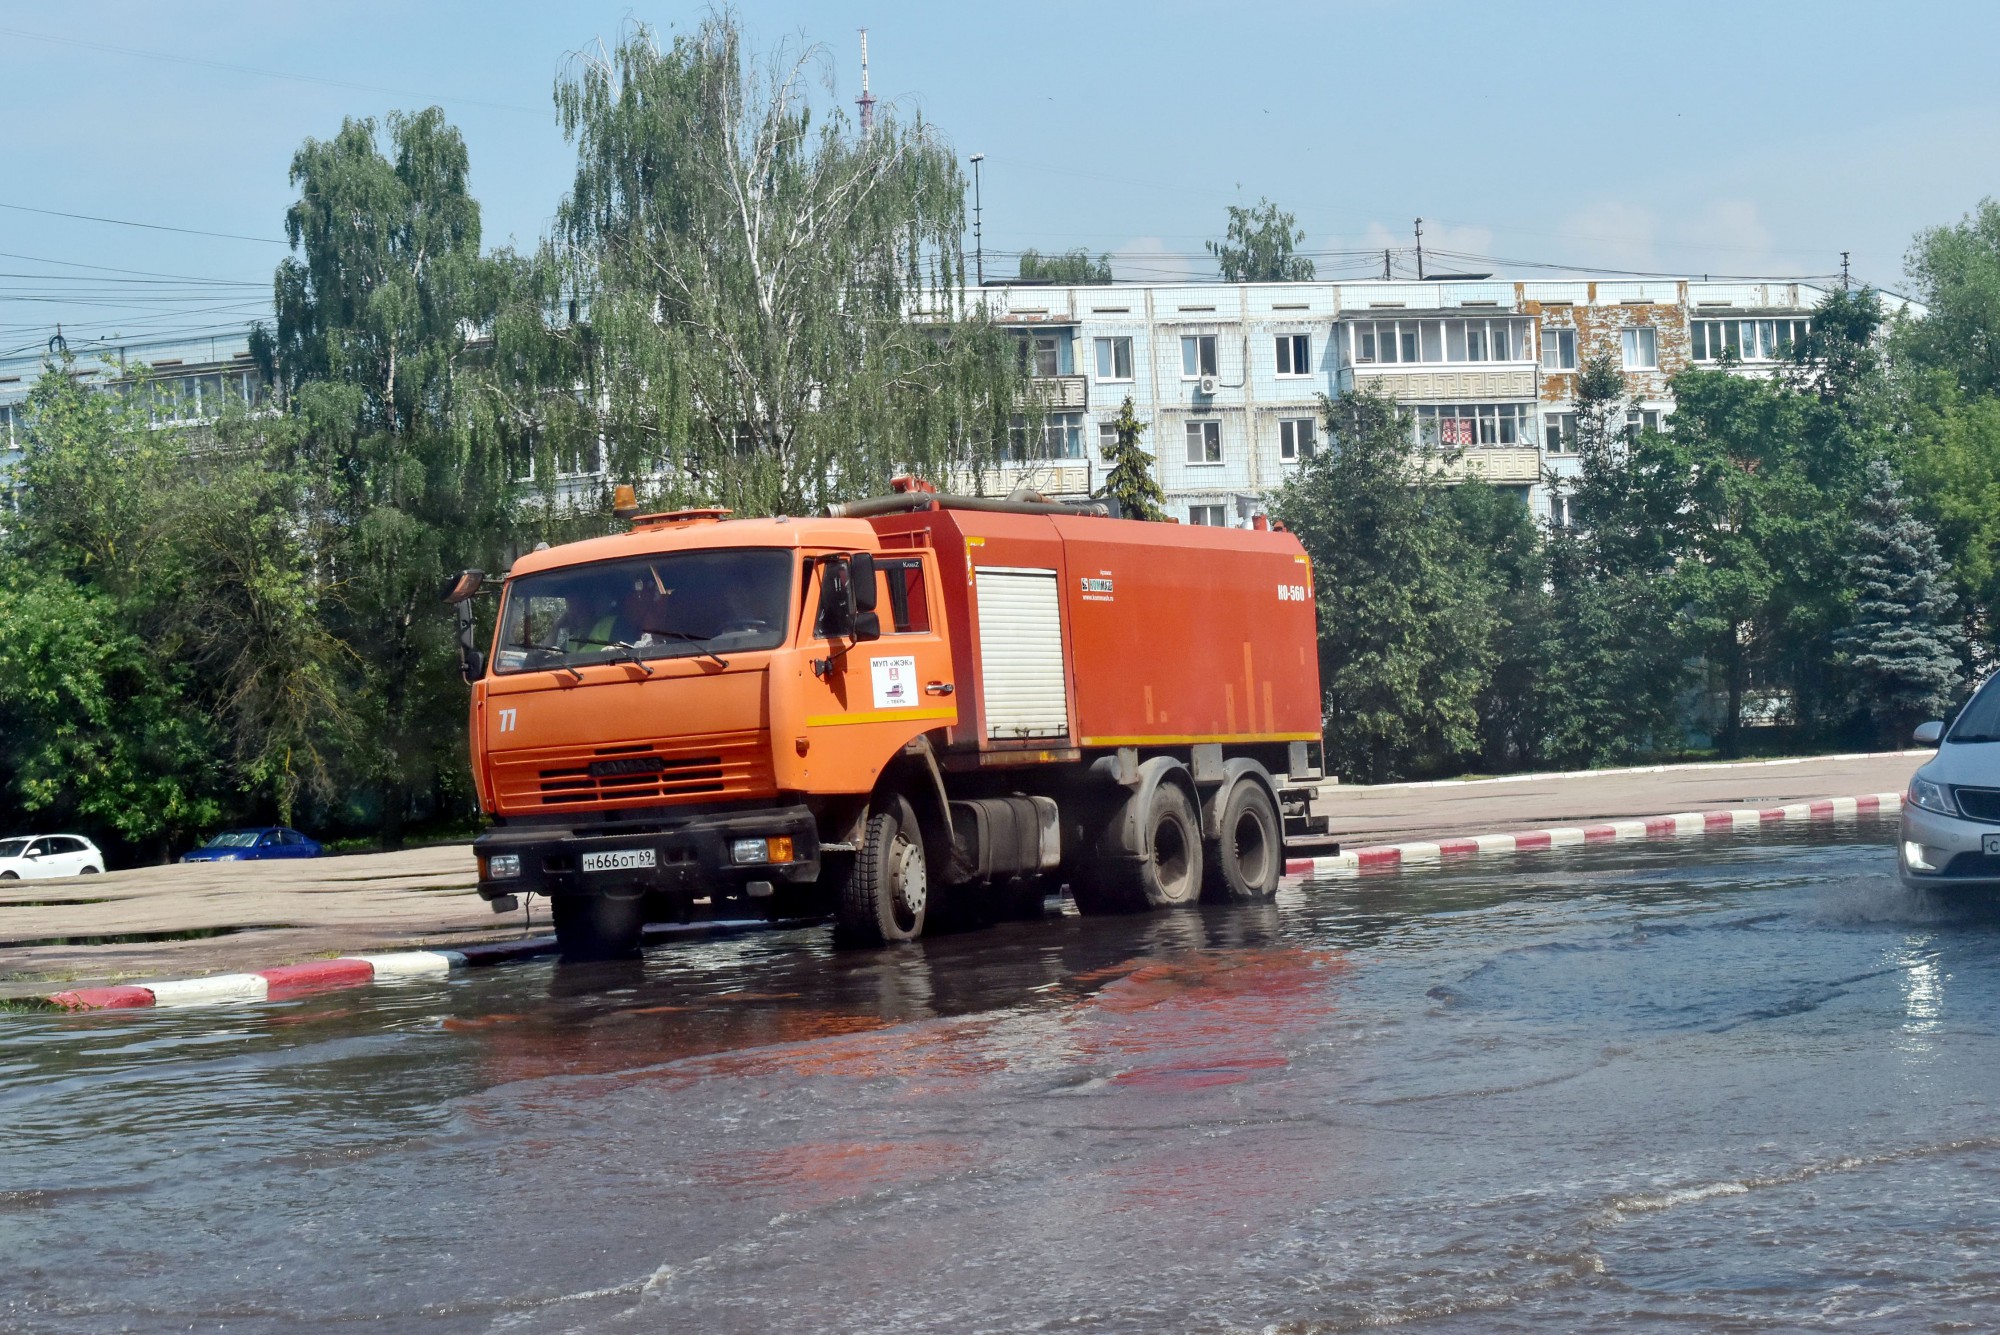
1197 375 1218 396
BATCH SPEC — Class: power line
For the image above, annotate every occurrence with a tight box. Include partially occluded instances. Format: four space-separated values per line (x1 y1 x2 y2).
0 249 268 286
0 24 542 117
0 200 285 245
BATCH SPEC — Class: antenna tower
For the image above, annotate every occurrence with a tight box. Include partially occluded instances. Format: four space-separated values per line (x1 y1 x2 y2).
856 29 876 136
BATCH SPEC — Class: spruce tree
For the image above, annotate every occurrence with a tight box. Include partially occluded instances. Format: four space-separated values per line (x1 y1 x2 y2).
1099 396 1165 521
1838 458 1965 743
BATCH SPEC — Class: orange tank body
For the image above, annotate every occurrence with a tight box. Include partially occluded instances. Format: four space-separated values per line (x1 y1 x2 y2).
867 508 1321 756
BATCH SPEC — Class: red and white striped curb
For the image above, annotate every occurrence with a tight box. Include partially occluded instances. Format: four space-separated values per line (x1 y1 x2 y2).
47 950 462 1012
1284 791 1904 878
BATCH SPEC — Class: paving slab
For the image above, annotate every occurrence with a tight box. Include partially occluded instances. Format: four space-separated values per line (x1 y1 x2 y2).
1316 750 1922 846
0 750 1928 998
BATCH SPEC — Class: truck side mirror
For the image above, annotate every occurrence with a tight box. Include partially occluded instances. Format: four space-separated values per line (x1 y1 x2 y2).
818 557 855 637
849 552 878 613
853 610 881 641
442 569 485 604
1914 720 1944 745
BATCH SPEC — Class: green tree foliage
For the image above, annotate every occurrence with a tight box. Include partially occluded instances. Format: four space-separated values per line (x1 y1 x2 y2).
1273 393 1493 782
1904 199 2000 397
1207 198 1315 283
253 107 513 844
1017 248 1111 284
545 17 1023 516
1449 482 1556 770
1098 395 1164 521
0 362 344 853
1836 460 1965 743
1541 353 1692 764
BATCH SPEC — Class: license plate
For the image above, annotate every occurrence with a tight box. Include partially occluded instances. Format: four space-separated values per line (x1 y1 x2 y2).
582 848 656 873
1986 835 2000 857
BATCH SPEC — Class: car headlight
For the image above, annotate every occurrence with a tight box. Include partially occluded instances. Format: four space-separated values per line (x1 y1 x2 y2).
1909 776 1956 816
731 838 766 864
486 853 521 880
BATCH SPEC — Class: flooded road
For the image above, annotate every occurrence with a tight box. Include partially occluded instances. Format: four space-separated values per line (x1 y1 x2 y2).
10 819 2000 1332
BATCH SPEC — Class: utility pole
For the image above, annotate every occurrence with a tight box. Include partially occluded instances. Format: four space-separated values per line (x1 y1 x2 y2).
1414 217 1425 281
969 152 986 286
855 30 876 136
1840 251 1851 291
1382 248 1391 280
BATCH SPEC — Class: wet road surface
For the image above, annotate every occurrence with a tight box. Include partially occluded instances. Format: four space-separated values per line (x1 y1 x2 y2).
9 818 2000 1332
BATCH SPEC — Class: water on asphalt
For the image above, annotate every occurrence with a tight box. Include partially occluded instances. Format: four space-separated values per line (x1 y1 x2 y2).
9 818 2000 1333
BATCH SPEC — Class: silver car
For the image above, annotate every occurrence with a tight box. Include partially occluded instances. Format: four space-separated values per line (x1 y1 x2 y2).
1901 674 2000 889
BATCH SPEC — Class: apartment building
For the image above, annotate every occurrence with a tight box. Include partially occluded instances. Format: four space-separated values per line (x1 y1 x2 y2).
955 276 1895 525
0 330 268 501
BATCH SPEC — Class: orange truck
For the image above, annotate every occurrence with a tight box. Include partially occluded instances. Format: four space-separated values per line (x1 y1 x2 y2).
447 486 1329 959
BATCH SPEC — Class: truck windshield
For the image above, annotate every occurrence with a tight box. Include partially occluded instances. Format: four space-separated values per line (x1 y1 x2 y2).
493 549 794 675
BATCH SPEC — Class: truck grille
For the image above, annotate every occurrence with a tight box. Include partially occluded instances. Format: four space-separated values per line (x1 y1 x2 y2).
1954 786 2000 824
490 732 772 812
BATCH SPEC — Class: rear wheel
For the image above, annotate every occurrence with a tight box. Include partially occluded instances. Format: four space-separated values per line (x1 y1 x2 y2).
1074 782 1203 914
836 795 928 945
1203 780 1281 902
552 894 647 961
0 871 16 881
80 865 102 876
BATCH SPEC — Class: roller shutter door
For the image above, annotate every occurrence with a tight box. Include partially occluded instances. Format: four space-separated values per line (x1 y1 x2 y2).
975 567 1069 739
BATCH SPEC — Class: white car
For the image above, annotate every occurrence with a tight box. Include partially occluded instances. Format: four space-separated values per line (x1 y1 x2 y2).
1901 673 2000 889
0 834 108 880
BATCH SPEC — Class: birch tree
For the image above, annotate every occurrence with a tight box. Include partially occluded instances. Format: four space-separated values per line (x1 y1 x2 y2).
544 16 1021 515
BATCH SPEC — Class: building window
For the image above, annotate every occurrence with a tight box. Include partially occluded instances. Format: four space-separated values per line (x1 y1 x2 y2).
1181 335 1218 378
1279 417 1316 462
1094 336 1133 381
1620 326 1658 370
1348 317 1531 366
1413 403 1532 447
1275 333 1311 376
1624 407 1662 442
1691 318 1809 362
1541 328 1577 370
1184 419 1222 464
1544 411 1578 453
1009 411 1085 460
1030 334 1064 378
1189 504 1226 527
1098 422 1120 453
1549 494 1573 529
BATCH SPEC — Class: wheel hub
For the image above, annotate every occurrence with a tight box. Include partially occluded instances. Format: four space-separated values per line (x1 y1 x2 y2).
890 835 927 917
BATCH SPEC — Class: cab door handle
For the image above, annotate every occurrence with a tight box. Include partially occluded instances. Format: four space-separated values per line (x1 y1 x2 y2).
926 681 955 695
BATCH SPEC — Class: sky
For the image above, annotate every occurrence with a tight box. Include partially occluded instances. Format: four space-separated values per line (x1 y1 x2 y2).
3 0 1998 360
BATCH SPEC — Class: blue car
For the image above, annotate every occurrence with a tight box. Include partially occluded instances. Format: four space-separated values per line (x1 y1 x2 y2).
182 827 324 863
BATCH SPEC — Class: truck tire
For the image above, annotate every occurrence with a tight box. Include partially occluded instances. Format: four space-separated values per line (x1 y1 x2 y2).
1203 779 1282 902
552 893 646 961
1075 781 1203 914
836 794 928 945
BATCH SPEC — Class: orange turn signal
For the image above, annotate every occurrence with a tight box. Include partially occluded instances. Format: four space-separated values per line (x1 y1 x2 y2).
765 836 794 863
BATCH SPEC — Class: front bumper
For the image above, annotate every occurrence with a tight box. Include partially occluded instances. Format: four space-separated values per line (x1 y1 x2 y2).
474 804 822 902
1899 802 2000 887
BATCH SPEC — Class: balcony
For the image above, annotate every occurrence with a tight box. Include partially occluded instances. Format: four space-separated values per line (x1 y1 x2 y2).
1028 375 1088 410
1427 447 1541 485
1342 366 1537 400
948 458 1093 499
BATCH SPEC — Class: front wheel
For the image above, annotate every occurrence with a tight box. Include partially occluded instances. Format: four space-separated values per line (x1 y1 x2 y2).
836 794 928 946
552 894 647 961
0 871 16 881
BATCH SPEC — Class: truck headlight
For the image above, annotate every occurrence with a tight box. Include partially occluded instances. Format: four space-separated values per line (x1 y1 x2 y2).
731 838 765 864
1909 777 1956 816
486 853 521 880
